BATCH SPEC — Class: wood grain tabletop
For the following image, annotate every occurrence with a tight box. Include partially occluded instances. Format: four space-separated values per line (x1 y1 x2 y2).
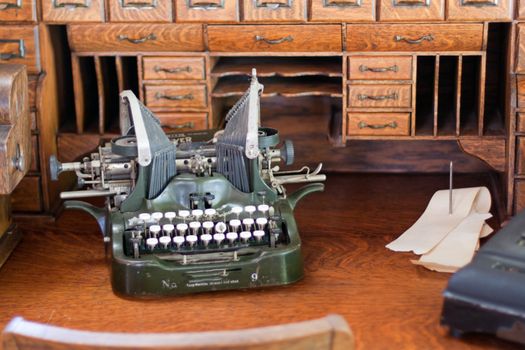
0 173 520 350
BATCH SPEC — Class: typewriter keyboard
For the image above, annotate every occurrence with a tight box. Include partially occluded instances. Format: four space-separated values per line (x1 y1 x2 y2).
123 205 287 259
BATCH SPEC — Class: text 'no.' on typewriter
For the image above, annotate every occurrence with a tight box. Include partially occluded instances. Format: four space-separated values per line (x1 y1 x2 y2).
50 70 326 297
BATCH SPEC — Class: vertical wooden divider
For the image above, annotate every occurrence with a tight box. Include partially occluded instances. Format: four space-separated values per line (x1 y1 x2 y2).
456 55 463 136
433 55 440 137
137 54 144 102
71 54 84 134
411 54 417 136
94 56 105 134
115 56 124 94
478 53 487 136
342 54 348 142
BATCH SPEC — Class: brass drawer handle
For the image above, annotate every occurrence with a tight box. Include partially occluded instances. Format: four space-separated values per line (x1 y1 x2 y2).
155 92 194 101
358 121 398 129
460 0 497 7
154 65 192 74
0 0 21 10
359 65 398 73
117 33 156 44
0 39 25 60
357 92 398 101
255 0 292 9
323 0 361 7
119 0 157 8
187 0 224 9
162 121 195 130
394 34 434 44
255 35 293 45
52 0 90 8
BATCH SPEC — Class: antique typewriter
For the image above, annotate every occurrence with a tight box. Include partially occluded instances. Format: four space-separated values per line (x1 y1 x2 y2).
50 70 326 297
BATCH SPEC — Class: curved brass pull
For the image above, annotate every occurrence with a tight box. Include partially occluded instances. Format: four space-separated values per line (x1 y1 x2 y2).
155 92 194 101
255 35 293 45
255 0 292 9
358 121 398 129
0 0 22 10
323 0 361 7
117 33 156 44
52 0 89 8
154 65 192 74
187 0 224 9
394 34 434 44
357 93 398 101
0 39 25 60
161 121 195 130
120 0 157 8
359 65 398 73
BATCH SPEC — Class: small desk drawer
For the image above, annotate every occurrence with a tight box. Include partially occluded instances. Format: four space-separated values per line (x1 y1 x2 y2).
346 24 483 51
380 0 444 21
517 75 525 106
243 0 306 22
176 0 239 22
518 113 525 133
448 0 511 20
156 112 208 132
348 84 411 108
108 0 172 22
310 0 375 21
516 26 525 73
143 57 205 81
348 56 412 80
0 0 36 21
11 175 42 212
517 137 525 175
347 112 410 136
145 84 207 109
208 25 342 52
42 0 104 22
68 24 205 52
28 74 38 110
0 26 40 74
515 180 525 213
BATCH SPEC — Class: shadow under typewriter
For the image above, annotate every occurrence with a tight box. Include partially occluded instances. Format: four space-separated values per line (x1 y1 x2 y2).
50 70 326 297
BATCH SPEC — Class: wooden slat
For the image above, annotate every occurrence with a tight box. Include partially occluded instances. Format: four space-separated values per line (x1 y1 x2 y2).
71 55 84 134
115 56 124 94
94 56 105 135
433 55 440 137
456 55 463 136
478 53 486 136
411 54 417 136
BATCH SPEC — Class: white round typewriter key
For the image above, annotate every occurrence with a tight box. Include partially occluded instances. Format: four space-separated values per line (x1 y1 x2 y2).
253 230 265 242
173 235 185 248
139 213 151 222
191 209 204 218
178 210 190 221
164 211 176 222
202 221 214 234
240 231 252 243
204 208 216 217
163 224 174 236
146 237 158 250
244 205 256 217
258 204 269 215
215 221 227 234
159 236 171 249
229 219 241 232
201 233 212 247
232 206 243 218
189 221 201 235
176 223 188 236
151 212 163 223
256 217 268 230
226 231 238 244
242 218 254 231
149 225 161 237
213 233 225 245
186 235 198 247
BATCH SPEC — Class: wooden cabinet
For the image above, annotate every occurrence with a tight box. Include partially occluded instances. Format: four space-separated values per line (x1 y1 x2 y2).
348 56 413 80
447 0 511 20
242 0 307 22
175 0 239 22
0 26 40 74
379 0 444 21
42 0 104 22
310 0 375 21
347 113 411 136
0 0 36 22
108 0 172 22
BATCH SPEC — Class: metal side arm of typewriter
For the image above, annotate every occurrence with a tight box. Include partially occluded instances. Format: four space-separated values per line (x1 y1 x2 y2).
62 201 106 236
288 183 325 210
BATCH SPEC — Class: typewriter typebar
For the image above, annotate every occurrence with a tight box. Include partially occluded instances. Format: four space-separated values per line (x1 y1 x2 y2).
50 70 326 297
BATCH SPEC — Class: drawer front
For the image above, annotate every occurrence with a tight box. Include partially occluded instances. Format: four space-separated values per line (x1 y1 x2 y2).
518 137 525 175
68 24 205 52
0 26 40 74
380 0 444 21
348 56 412 80
42 0 104 22
243 0 306 22
516 26 525 73
11 175 42 212
346 24 483 51
145 85 207 109
520 0 525 19
143 57 205 80
518 113 525 133
208 25 342 52
108 0 172 22
518 75 525 106
347 112 410 136
28 74 38 110
156 112 208 132
310 0 375 21
515 181 525 213
176 0 239 22
348 84 411 108
448 0 511 20
0 0 36 21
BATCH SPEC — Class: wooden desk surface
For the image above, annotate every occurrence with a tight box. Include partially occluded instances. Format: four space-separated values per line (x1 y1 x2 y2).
0 173 520 350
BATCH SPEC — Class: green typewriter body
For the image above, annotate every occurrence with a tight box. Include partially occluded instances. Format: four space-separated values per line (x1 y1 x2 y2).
51 71 325 297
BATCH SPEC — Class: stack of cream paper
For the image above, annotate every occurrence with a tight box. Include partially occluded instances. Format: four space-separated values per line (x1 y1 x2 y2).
386 187 493 273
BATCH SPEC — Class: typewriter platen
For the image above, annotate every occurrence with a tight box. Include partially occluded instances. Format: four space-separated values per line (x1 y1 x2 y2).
50 71 326 296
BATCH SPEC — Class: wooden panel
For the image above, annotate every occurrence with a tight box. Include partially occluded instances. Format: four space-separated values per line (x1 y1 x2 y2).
347 112 410 135
29 135 38 172
143 57 205 80
68 24 205 53
42 0 104 22
380 0 444 21
144 84 208 109
108 0 172 22
10 175 41 212
447 0 511 20
348 56 412 80
156 112 208 132
176 0 239 22
457 139 506 172
0 0 36 21
27 75 37 110
243 0 306 22
516 26 525 73
517 137 525 175
208 25 342 52
519 0 525 19
346 24 483 51
0 26 40 74
517 75 525 107
515 181 525 213
348 84 411 108
310 0 375 22
518 113 525 133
